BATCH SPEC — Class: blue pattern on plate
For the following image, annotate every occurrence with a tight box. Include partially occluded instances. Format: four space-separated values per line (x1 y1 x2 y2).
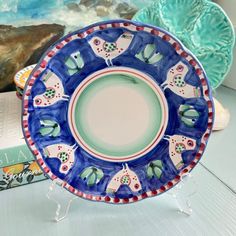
24 20 212 200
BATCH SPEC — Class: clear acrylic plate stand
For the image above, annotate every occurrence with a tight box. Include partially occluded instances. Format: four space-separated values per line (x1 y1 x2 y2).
46 179 77 222
167 173 197 216
47 172 197 222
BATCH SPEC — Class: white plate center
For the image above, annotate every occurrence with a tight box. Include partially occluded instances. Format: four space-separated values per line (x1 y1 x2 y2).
69 67 168 162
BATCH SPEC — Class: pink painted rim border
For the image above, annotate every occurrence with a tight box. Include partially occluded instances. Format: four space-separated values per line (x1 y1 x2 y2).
22 21 214 204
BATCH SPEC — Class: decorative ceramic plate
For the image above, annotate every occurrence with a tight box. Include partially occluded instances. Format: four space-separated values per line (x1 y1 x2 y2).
16 86 23 95
16 90 23 100
14 64 36 90
22 20 214 204
16 91 23 100
133 0 235 89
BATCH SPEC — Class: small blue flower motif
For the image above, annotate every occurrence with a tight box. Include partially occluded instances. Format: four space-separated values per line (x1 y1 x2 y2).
136 44 163 64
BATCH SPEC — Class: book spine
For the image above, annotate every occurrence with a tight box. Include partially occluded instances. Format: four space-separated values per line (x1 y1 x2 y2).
0 160 47 191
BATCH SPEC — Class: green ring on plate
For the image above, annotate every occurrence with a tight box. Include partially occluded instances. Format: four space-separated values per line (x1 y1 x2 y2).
69 67 168 162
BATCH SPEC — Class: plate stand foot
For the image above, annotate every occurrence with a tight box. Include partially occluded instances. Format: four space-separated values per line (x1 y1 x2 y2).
46 179 77 222
168 173 197 216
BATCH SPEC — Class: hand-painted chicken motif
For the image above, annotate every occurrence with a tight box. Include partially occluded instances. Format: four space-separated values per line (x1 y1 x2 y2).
164 135 196 170
162 62 201 98
33 70 69 107
44 143 77 175
106 164 142 193
88 31 134 66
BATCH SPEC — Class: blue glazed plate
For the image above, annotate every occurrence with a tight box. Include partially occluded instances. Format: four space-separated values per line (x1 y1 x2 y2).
133 0 235 89
22 20 214 204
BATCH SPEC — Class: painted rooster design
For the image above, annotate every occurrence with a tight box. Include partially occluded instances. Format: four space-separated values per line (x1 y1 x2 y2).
88 31 134 66
164 135 196 170
33 70 69 107
44 143 78 175
162 61 201 98
106 164 142 194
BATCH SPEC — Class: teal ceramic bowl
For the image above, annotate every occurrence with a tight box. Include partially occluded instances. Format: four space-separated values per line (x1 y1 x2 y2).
133 0 235 89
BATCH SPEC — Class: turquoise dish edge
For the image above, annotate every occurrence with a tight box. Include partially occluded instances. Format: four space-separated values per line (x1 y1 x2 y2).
132 0 236 89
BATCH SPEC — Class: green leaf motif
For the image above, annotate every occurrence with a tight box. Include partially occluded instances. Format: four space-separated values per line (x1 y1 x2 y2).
147 160 164 179
79 167 104 187
51 126 60 137
95 168 104 183
184 109 199 117
65 51 84 76
87 173 96 187
153 166 162 179
178 105 200 127
152 160 163 169
147 166 154 179
80 167 93 180
39 120 60 137
40 127 54 136
136 44 163 64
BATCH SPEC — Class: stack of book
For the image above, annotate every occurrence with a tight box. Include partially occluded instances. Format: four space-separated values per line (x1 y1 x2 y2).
0 92 47 191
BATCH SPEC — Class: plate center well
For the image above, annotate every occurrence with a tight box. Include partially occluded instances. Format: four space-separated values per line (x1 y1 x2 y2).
69 67 168 162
